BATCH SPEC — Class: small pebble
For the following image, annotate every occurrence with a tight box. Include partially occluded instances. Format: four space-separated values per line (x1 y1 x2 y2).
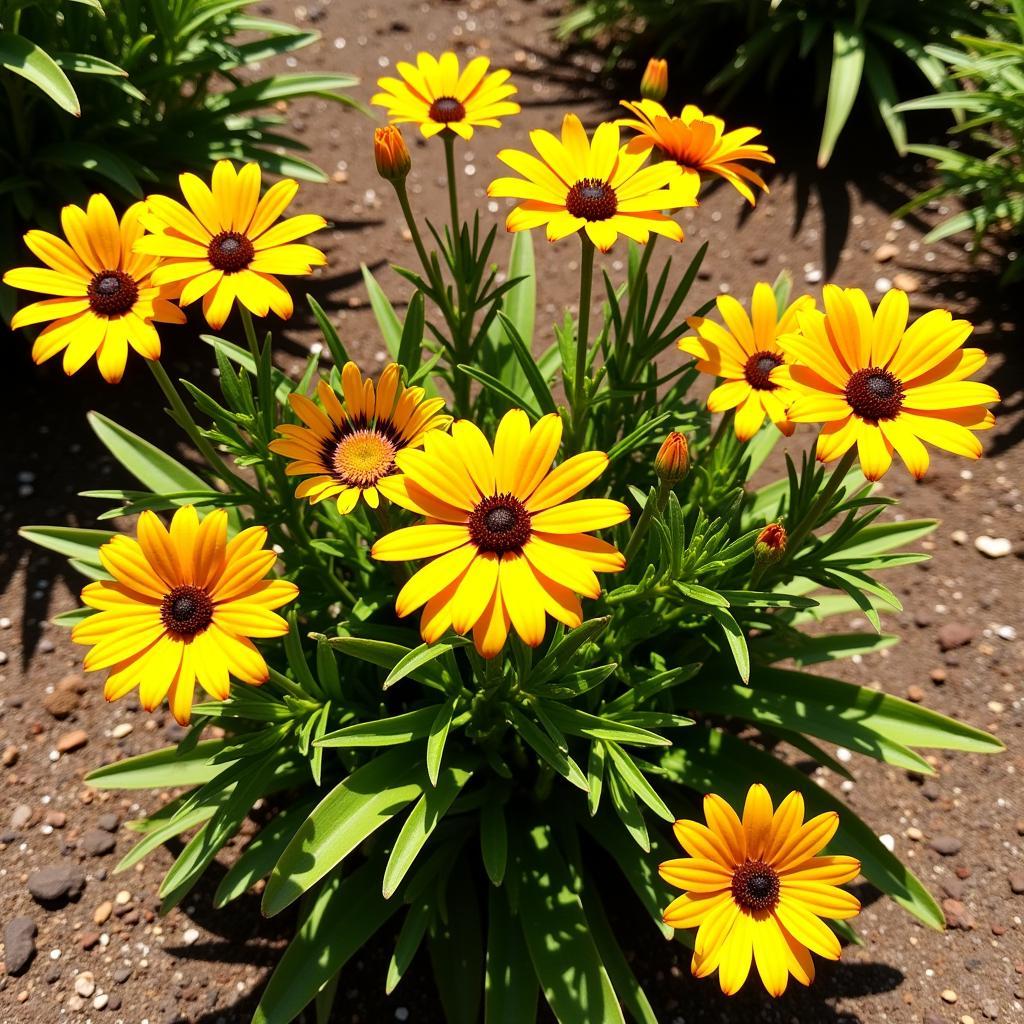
93 900 113 925
74 971 96 998
182 927 200 946
941 988 958 1003
929 835 962 857
55 729 88 754
111 723 133 739
975 535 1012 558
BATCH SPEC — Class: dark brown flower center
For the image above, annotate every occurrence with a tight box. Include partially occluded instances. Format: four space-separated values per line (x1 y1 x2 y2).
208 231 255 273
160 584 214 639
731 859 780 912
565 178 618 222
331 429 397 488
468 493 531 554
743 351 783 391
845 366 904 423
428 96 466 123
87 270 139 317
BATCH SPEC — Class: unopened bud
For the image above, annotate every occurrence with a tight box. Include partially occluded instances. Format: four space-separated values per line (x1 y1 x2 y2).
655 431 689 487
640 58 668 102
754 522 787 565
374 125 411 182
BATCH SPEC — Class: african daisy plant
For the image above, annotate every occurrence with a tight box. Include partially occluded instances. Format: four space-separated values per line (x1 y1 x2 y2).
14 54 1002 1024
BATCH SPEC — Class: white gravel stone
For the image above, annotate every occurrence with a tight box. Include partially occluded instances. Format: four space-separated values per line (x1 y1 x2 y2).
975 535 1012 558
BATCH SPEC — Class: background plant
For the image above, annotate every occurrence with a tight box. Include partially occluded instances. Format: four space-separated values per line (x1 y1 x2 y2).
894 0 1024 283
0 0 357 304
559 0 995 166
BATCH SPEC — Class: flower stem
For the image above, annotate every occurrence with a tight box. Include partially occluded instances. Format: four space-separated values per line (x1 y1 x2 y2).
394 180 433 278
571 235 596 444
442 132 461 247
239 306 261 367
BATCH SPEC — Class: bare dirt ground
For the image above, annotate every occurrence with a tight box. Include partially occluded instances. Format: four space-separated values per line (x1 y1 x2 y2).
1 0 1022 1022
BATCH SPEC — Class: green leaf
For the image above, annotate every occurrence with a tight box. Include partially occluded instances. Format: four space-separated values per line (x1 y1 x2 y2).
19 525 113 566
427 696 458 786
0 32 79 115
262 747 426 916
480 799 508 886
307 294 351 368
88 412 211 496
86 742 230 790
485 887 538 1024
457 364 542 420
540 702 670 748
818 24 866 167
386 900 431 994
382 763 473 897
516 823 626 1024
384 639 464 690
497 312 556 416
213 800 316 908
666 730 945 929
708 606 750 683
327 636 447 690
502 229 535 352
317 706 439 748
253 860 401 1024
605 742 673 822
863 48 907 155
430 875 484 1024
511 710 589 792
673 581 729 608
361 263 402 357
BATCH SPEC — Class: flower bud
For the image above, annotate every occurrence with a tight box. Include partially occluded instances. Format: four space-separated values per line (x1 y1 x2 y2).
374 125 411 182
754 522 787 565
640 58 668 102
655 431 689 487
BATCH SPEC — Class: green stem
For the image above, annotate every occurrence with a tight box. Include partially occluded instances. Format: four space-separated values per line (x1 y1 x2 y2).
147 359 251 494
781 446 859 567
442 132 460 247
266 665 313 701
622 480 669 565
571 236 596 444
394 180 433 278
239 306 260 366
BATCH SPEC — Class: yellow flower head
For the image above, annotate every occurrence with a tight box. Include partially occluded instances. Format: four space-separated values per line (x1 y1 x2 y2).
71 506 298 725
3 195 186 383
371 409 630 659
661 784 861 997
372 51 520 140
488 113 698 252
618 100 773 205
269 362 451 515
681 283 815 441
779 285 999 481
135 160 327 330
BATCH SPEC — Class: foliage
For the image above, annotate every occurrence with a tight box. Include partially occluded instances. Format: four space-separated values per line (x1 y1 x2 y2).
0 0 357 270
559 0 993 166
16 91 1003 1024
894 0 1024 282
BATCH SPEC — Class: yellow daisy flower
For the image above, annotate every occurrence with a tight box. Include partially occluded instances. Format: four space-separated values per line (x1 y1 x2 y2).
372 51 520 139
779 285 999 481
488 113 698 252
618 100 773 205
3 195 186 383
71 506 298 725
371 410 630 658
268 362 451 515
134 160 327 330
681 283 815 441
661 784 861 997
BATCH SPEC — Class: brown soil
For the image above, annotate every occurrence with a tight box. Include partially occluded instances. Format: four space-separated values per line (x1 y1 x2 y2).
1 0 1022 1022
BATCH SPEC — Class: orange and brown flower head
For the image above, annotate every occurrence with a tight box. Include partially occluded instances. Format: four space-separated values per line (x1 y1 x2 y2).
488 113 698 252
372 52 520 139
269 362 450 515
661 784 861 997
640 58 669 101
754 522 787 565
681 283 815 441
655 431 689 486
371 410 630 658
134 160 326 330
618 100 773 205
779 286 999 480
71 506 298 725
374 125 412 182
3 195 186 383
